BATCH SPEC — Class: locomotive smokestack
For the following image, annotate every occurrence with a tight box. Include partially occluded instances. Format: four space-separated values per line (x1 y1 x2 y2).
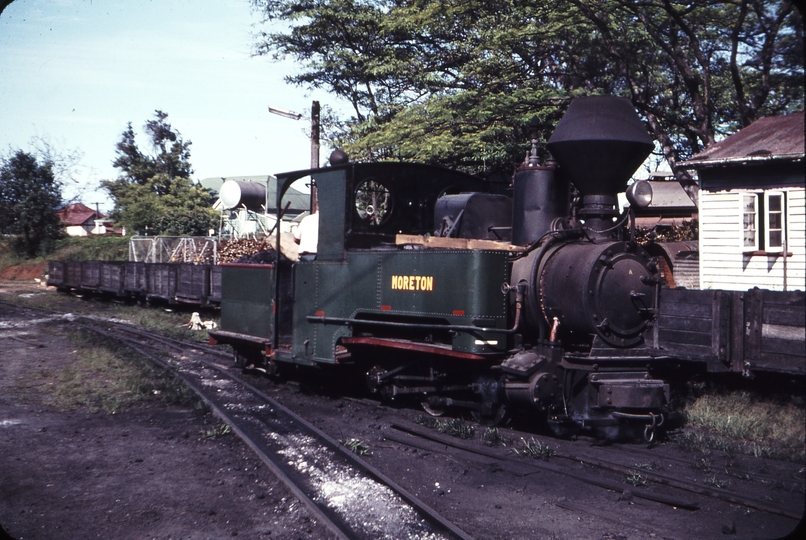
547 96 654 235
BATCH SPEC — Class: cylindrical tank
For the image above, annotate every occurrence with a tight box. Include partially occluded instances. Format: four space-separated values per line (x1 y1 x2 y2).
537 241 658 348
219 180 267 211
512 166 568 246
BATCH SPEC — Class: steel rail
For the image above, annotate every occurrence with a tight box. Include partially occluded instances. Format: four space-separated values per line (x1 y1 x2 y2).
389 420 803 521
79 319 475 540
386 422 700 511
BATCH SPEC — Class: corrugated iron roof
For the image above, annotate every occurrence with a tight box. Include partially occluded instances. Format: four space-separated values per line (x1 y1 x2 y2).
56 203 104 226
685 113 804 167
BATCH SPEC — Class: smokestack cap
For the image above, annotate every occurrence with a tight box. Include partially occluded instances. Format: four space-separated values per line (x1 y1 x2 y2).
547 96 654 197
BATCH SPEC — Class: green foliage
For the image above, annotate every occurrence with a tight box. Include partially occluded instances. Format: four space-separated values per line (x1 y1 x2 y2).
625 470 650 487
675 388 806 462
341 438 371 455
635 220 699 244
202 423 232 439
252 0 803 174
51 235 130 261
684 390 805 449
102 111 218 236
0 150 64 257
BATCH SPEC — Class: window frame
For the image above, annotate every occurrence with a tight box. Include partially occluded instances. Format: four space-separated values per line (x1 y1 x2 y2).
741 192 759 251
764 191 786 252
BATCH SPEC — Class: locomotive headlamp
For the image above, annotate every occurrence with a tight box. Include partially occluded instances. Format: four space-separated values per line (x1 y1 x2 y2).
626 180 653 209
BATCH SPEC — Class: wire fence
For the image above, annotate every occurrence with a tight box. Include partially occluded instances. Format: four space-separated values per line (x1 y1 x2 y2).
129 236 217 264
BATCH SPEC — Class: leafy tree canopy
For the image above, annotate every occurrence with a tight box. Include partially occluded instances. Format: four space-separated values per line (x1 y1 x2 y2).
252 0 803 176
102 111 218 236
0 150 64 257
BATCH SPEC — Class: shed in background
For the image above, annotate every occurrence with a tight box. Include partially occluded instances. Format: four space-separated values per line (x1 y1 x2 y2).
684 113 804 291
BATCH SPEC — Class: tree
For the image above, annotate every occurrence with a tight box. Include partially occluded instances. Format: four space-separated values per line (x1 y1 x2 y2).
251 0 803 175
102 111 218 236
568 0 803 173
0 150 64 257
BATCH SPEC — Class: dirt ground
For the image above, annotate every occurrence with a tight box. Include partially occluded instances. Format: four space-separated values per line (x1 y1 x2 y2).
0 286 329 540
0 262 47 282
1 281 803 540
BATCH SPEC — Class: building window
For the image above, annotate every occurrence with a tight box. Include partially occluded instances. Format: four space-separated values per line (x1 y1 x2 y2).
741 191 786 253
742 193 758 250
765 192 785 251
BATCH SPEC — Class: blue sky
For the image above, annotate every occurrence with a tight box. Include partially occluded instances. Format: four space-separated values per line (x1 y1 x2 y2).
0 0 342 211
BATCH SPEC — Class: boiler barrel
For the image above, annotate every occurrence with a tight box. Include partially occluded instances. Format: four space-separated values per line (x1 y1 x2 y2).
538 241 657 348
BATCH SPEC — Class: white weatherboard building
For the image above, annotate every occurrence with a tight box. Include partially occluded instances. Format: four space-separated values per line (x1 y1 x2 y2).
685 113 805 291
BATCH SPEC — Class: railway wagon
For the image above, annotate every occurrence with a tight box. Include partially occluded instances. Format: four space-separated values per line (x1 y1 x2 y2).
47 260 221 307
209 96 805 440
64 260 83 290
209 265 223 304
99 261 125 296
176 263 212 305
145 263 177 303
124 261 148 297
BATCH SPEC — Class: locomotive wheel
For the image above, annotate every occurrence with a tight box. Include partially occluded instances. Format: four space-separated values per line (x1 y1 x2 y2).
421 397 446 417
471 403 508 427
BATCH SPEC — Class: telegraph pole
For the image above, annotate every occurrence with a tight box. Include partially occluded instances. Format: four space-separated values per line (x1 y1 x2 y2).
268 100 321 213
310 100 320 212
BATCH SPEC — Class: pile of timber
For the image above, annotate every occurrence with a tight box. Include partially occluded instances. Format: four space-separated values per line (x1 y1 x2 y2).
217 234 299 264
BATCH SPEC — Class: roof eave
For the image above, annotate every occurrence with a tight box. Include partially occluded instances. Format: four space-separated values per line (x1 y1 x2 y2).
682 153 804 169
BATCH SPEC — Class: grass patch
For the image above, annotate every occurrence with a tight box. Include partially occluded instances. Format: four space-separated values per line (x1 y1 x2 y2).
341 438 371 455
0 236 130 275
676 389 805 462
625 470 650 487
25 328 201 414
415 415 475 439
703 475 730 489
50 235 130 261
202 422 232 439
513 436 556 460
482 427 506 446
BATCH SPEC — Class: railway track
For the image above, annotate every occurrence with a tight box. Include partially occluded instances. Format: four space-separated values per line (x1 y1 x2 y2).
78 319 475 540
90 315 805 536
385 419 804 521
2 296 803 539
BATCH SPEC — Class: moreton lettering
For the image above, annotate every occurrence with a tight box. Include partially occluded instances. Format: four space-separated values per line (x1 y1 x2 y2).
391 275 434 291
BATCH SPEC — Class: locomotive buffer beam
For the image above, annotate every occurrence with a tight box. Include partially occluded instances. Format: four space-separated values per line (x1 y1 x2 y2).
589 374 669 409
